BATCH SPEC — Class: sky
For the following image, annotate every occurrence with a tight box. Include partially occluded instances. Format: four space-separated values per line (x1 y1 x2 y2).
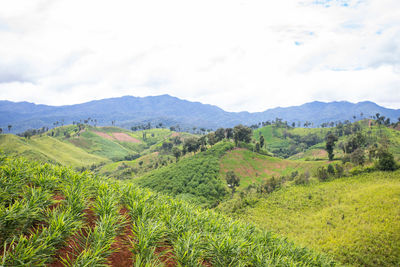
0 0 399 112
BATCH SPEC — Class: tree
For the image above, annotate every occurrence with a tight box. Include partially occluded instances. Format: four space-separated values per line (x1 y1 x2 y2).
161 141 173 151
183 137 200 154
172 147 181 162
350 148 365 166
233 125 252 146
255 142 260 152
376 149 397 171
260 135 265 148
327 164 335 176
215 128 225 142
207 132 217 146
225 171 240 197
0 128 2 134
7 125 12 132
325 133 338 161
225 128 234 139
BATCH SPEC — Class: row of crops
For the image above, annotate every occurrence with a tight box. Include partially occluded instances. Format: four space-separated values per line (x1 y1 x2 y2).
0 154 336 266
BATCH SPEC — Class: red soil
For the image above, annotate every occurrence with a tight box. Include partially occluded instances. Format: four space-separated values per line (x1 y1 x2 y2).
49 192 65 211
112 133 141 143
311 149 327 158
107 207 134 266
156 245 177 267
49 207 97 267
93 131 114 140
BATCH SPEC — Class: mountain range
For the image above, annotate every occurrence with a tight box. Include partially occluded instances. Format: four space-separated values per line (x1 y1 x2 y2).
1 94 399 133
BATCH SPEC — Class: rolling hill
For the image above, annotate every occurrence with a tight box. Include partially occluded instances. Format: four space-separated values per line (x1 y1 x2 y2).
0 125 183 168
226 170 400 266
0 134 107 168
1 119 399 266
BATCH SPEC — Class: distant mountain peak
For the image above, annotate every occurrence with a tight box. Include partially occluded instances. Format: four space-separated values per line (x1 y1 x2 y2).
1 95 399 133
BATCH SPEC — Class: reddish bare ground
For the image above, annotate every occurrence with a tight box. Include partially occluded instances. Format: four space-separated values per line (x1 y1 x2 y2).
49 207 97 267
156 245 177 267
107 207 134 266
311 149 328 158
202 260 213 267
171 132 181 138
49 192 65 211
112 133 141 143
93 131 114 140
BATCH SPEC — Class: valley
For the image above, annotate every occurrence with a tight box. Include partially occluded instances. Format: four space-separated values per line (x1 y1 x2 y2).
1 116 399 266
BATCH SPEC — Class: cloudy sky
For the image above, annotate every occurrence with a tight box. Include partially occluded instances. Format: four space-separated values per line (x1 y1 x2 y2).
0 0 399 112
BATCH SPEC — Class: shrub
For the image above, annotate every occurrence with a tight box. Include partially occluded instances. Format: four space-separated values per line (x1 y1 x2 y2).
327 164 335 176
294 173 309 185
334 164 344 178
376 150 397 171
317 167 329 181
350 148 365 166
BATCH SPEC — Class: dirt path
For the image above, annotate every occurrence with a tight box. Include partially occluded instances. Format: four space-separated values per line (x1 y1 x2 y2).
107 207 134 266
49 206 97 267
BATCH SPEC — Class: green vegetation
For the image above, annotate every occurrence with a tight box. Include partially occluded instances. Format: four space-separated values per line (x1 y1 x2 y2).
136 142 235 207
253 124 330 159
219 148 326 190
0 154 335 266
230 170 400 266
98 152 175 180
0 134 106 168
2 120 400 266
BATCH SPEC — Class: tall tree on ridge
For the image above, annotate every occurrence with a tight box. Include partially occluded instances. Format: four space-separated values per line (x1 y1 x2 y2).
325 133 338 161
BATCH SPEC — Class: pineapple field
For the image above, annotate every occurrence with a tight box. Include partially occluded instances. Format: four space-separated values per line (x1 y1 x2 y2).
0 154 335 266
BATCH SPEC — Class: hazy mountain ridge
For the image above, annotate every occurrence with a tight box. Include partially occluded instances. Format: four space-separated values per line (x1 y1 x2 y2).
1 95 399 133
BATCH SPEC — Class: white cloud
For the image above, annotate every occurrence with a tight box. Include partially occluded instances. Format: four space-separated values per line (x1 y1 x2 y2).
0 0 399 111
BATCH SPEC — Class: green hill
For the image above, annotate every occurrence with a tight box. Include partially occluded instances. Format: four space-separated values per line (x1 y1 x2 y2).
98 152 175 180
51 126 167 159
0 153 335 266
220 148 328 189
0 134 107 168
136 142 235 207
254 121 400 160
228 170 400 266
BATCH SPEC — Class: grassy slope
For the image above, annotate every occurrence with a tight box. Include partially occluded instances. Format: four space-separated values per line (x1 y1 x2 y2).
98 152 175 179
220 148 327 189
0 134 107 167
70 130 133 160
238 170 400 266
254 125 329 147
65 126 186 160
136 142 234 207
